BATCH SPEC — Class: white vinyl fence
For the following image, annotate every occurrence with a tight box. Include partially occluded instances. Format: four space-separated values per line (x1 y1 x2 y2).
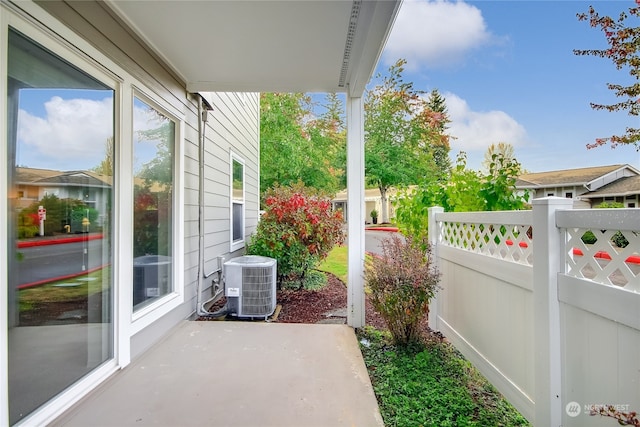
427 198 640 427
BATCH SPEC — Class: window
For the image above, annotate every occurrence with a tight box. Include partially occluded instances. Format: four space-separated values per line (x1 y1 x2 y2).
565 192 573 198
547 193 555 197
6 28 114 424
230 154 245 251
132 96 176 310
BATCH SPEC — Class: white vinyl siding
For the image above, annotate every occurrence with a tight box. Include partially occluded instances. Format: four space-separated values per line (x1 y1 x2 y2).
200 92 260 265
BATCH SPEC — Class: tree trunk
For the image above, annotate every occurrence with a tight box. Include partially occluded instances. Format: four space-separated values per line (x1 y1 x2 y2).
379 185 389 224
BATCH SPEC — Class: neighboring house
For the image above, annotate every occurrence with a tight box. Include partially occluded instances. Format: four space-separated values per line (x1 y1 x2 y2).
333 187 398 224
516 164 640 208
15 167 112 209
1 1 399 425
333 186 409 224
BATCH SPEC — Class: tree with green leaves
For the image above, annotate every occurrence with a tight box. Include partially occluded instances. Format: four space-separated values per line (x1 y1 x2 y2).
574 1 640 148
260 93 345 195
91 137 114 177
365 59 449 223
425 89 452 180
305 93 347 191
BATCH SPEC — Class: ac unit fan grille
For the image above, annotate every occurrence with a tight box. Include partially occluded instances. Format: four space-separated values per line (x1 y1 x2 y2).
241 266 274 316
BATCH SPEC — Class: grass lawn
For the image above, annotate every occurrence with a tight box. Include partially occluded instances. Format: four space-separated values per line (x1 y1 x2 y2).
318 246 530 426
19 269 107 311
317 245 348 283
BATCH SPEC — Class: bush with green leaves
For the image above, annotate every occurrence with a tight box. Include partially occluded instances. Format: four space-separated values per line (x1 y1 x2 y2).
394 152 529 243
581 230 597 244
246 183 345 289
359 327 531 426
364 234 440 345
19 194 97 236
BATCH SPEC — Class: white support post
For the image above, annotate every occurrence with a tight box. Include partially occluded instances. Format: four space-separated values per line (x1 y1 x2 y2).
532 197 571 427
346 93 365 328
428 206 444 331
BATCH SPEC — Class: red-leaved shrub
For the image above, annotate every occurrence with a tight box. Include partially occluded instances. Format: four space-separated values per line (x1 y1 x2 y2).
246 183 344 289
364 234 440 345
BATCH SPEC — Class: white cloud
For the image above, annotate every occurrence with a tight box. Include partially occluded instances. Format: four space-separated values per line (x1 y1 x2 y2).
17 96 113 170
16 95 168 171
444 92 527 152
383 0 494 70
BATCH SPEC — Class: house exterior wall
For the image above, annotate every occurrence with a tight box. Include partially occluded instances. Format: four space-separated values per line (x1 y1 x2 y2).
531 185 585 199
591 195 639 208
2 1 259 423
529 186 591 208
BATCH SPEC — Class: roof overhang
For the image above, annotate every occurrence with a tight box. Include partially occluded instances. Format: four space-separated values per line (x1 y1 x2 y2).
104 0 401 97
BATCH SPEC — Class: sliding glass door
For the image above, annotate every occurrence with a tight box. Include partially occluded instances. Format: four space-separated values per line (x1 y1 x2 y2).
6 29 114 424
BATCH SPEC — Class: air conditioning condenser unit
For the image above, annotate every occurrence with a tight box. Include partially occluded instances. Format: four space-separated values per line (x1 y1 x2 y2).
224 255 277 320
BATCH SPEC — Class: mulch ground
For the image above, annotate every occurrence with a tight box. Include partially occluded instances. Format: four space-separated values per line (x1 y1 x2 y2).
276 272 387 330
198 272 387 329
197 271 444 342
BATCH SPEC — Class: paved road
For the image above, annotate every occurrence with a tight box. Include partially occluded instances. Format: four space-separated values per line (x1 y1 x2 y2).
365 229 404 256
16 239 104 286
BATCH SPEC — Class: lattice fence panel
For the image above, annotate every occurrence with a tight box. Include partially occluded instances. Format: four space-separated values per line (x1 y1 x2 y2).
565 227 640 291
440 221 533 266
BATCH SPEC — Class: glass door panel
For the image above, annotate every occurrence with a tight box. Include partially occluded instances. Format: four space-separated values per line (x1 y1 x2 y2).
6 29 114 424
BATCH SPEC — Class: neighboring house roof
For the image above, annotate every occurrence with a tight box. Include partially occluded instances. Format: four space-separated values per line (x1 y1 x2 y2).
516 165 627 188
15 167 60 183
516 164 640 192
580 175 640 199
16 168 112 188
37 171 111 187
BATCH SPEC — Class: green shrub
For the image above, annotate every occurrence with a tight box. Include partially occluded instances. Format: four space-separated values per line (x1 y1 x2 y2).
612 231 629 248
20 195 97 236
364 234 440 345
581 230 597 244
246 183 345 289
394 152 529 243
284 269 327 291
597 201 624 209
17 211 39 238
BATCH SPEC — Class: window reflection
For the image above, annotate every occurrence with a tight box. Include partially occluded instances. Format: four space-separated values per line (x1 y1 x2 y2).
7 29 113 424
132 97 175 309
231 157 244 244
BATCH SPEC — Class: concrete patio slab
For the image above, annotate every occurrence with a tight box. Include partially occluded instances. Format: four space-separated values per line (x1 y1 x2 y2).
52 321 383 427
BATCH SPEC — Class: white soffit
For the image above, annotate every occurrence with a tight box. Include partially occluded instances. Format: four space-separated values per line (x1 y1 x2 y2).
105 0 400 96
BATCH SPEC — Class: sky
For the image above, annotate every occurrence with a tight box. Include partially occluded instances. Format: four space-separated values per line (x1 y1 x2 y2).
374 0 639 173
14 0 638 175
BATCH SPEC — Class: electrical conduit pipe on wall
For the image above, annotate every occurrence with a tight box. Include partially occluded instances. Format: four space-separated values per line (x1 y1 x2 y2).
195 94 227 318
